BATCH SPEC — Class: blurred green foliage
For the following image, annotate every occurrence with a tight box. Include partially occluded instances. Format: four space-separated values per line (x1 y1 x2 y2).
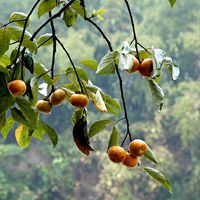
0 0 199 199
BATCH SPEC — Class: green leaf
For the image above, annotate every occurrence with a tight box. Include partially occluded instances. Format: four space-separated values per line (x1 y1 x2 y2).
23 53 34 74
38 0 61 17
153 48 165 70
0 96 15 113
144 147 159 164
71 0 87 18
0 54 11 67
65 66 88 83
0 112 6 131
91 9 107 21
0 64 9 74
96 51 119 75
9 62 21 80
63 7 78 27
39 121 58 148
7 26 37 52
107 125 119 151
168 0 176 7
103 95 122 112
21 39 37 53
148 79 164 111
11 107 33 129
15 124 31 149
9 12 29 27
1 117 15 139
72 109 84 125
34 63 53 84
143 167 172 193
37 33 53 47
0 29 11 57
10 48 18 63
88 119 112 138
0 73 10 96
80 59 98 70
7 26 31 40
32 121 46 140
16 97 37 128
164 57 180 80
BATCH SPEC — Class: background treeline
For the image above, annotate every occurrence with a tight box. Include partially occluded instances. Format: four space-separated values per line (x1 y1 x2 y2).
0 0 199 199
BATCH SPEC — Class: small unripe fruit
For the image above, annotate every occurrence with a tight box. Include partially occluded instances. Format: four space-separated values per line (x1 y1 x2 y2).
122 153 139 168
8 80 26 97
129 139 148 157
49 89 66 106
70 94 89 108
139 58 153 77
107 146 126 163
126 56 140 73
35 100 52 114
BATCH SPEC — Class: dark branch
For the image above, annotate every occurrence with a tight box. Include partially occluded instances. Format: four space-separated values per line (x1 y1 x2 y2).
80 0 132 142
30 0 76 41
49 12 56 92
123 0 140 61
56 37 84 94
11 0 41 80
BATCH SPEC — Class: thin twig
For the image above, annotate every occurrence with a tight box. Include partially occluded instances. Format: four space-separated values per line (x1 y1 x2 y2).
49 12 56 92
56 37 84 94
80 0 132 142
123 0 140 61
11 0 41 80
30 0 76 42
36 69 51 82
37 36 53 48
0 19 26 29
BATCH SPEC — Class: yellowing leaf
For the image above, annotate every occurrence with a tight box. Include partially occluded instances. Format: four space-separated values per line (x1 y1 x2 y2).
15 124 31 149
93 90 107 112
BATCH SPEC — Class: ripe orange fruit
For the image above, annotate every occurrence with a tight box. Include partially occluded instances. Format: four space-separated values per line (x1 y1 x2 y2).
70 94 89 108
126 56 140 73
49 89 66 106
107 146 126 163
8 80 26 97
35 100 52 114
129 139 148 157
138 58 153 77
122 152 139 167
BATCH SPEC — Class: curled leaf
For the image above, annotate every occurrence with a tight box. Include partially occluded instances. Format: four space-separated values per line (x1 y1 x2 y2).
93 90 107 112
73 116 94 156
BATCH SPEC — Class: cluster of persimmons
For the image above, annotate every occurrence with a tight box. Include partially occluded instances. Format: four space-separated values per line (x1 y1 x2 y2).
126 56 153 77
7 79 89 113
108 139 148 167
7 57 150 160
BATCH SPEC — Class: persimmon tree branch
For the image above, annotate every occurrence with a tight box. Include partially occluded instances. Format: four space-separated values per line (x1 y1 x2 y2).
30 0 76 41
0 19 27 29
56 37 84 94
49 11 56 93
11 0 41 80
80 0 132 143
123 0 140 61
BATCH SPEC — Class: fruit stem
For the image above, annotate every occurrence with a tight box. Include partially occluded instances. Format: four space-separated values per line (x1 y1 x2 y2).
80 0 132 143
